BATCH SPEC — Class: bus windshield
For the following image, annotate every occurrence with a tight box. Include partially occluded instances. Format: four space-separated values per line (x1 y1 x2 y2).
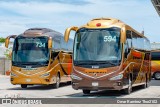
12 36 49 67
74 27 121 66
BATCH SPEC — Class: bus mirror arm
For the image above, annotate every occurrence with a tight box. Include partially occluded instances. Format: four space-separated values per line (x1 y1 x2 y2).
121 26 126 43
64 26 78 42
5 35 17 48
48 37 52 49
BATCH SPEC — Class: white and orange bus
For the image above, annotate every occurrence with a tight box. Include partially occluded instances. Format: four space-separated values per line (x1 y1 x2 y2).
64 18 151 94
5 28 73 88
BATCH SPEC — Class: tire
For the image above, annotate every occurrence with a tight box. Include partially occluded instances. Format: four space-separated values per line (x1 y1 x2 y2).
146 81 150 88
123 77 132 94
145 74 150 88
154 72 160 80
83 90 90 94
21 84 27 88
55 73 60 89
142 75 147 89
67 81 71 85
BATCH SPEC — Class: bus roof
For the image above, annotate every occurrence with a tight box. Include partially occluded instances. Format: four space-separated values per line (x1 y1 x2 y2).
17 28 63 38
80 17 147 38
151 49 160 52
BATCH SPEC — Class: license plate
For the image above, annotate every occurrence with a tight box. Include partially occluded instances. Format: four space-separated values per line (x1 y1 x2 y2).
26 79 31 82
92 82 98 86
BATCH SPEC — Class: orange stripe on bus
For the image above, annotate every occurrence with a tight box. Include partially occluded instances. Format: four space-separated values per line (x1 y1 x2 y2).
132 51 142 58
68 59 72 75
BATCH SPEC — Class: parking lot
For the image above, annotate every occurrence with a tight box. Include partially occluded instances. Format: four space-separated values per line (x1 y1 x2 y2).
1 75 160 107
0 75 160 98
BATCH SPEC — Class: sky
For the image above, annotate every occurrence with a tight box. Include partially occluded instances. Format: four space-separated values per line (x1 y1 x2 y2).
0 0 159 42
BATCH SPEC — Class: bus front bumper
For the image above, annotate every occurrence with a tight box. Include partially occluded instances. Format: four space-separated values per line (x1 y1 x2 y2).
72 79 124 91
10 76 55 85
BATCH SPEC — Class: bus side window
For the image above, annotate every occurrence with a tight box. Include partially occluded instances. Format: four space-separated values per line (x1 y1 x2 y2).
144 38 151 51
60 36 65 51
132 31 137 49
51 51 59 60
53 35 61 51
125 30 132 58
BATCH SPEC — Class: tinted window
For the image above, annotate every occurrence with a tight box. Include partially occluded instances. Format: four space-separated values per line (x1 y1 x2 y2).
53 35 61 50
12 36 49 66
126 30 132 48
74 27 121 67
132 32 138 49
151 52 160 60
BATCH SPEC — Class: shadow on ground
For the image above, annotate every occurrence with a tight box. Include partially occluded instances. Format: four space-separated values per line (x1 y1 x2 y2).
65 85 148 98
7 82 71 90
150 78 160 86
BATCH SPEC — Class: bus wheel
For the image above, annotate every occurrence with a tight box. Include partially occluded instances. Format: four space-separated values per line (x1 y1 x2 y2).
83 90 90 94
142 75 147 89
21 84 27 88
67 81 71 85
154 72 160 80
146 78 150 88
123 77 132 94
55 73 60 89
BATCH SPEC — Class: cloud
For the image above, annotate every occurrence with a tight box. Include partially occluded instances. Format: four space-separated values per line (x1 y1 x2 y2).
0 0 92 37
0 0 92 5
0 0 159 42
0 21 27 37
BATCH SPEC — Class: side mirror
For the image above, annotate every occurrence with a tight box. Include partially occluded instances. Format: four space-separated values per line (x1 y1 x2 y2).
5 35 16 48
64 26 78 42
48 37 52 49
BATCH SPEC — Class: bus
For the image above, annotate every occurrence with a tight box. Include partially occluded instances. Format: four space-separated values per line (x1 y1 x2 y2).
5 28 73 88
64 18 151 94
151 50 160 80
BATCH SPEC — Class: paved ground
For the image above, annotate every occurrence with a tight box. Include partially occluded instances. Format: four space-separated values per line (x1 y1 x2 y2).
0 75 160 107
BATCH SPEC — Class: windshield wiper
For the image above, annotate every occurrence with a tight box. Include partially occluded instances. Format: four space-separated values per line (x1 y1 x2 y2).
12 62 20 65
74 60 117 66
95 61 117 66
74 61 93 65
21 63 32 65
13 62 48 66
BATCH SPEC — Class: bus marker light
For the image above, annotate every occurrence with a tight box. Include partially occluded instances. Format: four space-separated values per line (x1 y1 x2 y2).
45 79 49 82
96 23 101 27
11 78 14 81
117 82 121 86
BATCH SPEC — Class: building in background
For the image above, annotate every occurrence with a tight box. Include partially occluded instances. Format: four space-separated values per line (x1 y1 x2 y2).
0 43 7 58
151 0 160 16
0 42 13 58
0 42 13 75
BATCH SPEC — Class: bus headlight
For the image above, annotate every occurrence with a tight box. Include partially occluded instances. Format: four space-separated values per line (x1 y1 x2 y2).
10 72 17 77
71 74 82 80
41 72 50 77
109 74 123 80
